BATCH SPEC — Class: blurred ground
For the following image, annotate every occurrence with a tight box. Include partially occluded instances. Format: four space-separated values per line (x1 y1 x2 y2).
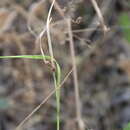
0 0 130 130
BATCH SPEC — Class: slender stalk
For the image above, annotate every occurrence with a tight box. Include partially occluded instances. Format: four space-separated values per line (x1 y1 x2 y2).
53 59 61 130
90 0 108 32
67 19 85 130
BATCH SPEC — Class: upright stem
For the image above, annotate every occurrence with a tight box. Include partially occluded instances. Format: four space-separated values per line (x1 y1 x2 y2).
67 18 85 130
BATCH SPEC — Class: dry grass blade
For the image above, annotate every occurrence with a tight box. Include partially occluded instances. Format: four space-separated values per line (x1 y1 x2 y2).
15 68 73 130
46 0 55 68
39 18 52 64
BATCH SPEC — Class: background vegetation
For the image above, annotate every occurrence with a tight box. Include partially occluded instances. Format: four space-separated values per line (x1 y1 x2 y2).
0 0 130 130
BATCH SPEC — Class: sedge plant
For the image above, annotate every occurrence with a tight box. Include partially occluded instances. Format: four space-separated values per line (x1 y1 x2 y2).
0 55 61 130
0 0 62 130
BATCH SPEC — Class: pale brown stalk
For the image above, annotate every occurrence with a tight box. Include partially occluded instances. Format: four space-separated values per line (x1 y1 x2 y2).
46 0 55 68
90 0 109 33
67 18 85 130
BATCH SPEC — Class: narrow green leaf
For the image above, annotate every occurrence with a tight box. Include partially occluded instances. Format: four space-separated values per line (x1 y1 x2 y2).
0 55 52 60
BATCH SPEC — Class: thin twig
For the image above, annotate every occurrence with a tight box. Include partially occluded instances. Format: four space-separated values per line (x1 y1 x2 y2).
49 0 65 18
90 0 109 33
67 18 85 130
84 0 112 37
15 68 73 130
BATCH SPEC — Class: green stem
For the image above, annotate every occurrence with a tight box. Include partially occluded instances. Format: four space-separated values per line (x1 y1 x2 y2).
54 61 61 130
